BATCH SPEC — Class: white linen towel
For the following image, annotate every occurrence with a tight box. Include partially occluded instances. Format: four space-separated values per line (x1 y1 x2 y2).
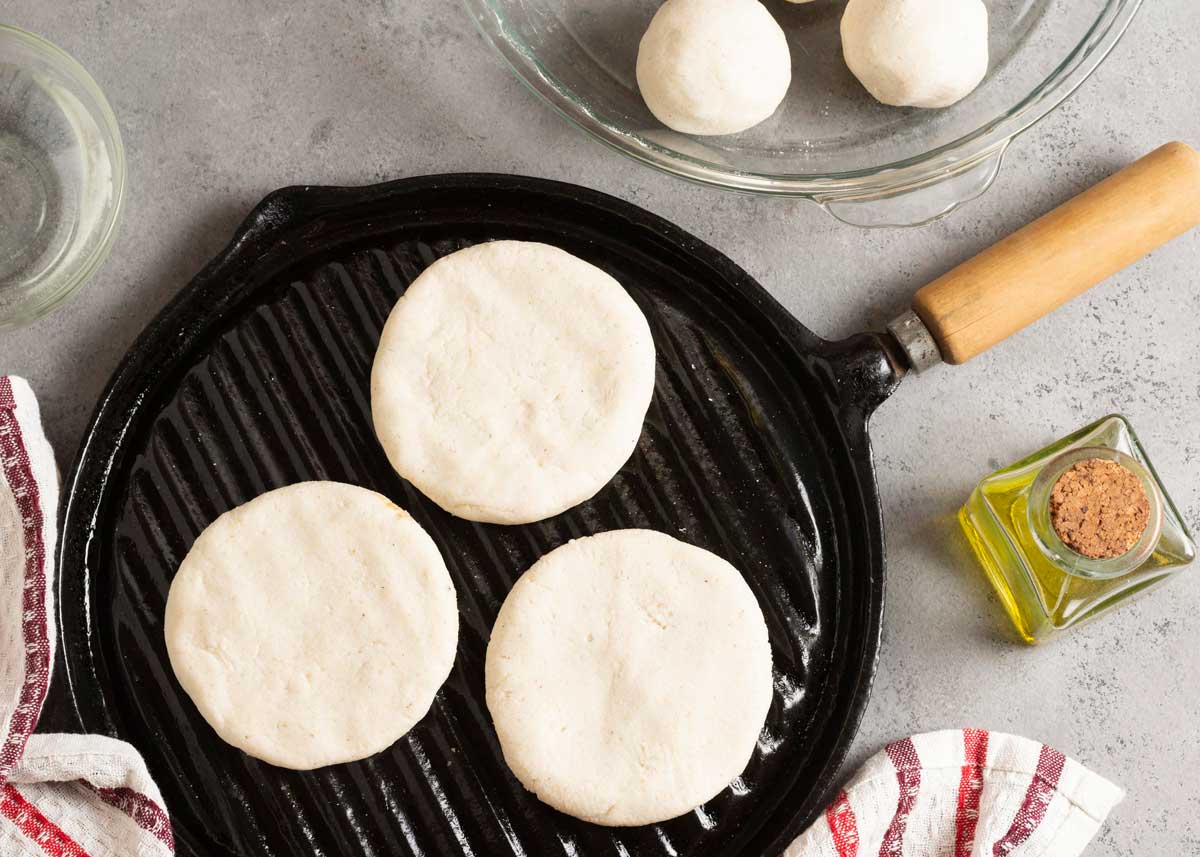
783 729 1123 857
0 376 173 856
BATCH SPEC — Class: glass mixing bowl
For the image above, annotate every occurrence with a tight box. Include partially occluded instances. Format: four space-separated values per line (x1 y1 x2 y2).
463 0 1141 226
0 25 125 330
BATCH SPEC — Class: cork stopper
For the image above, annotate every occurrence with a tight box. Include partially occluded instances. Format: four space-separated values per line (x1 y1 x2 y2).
1048 458 1150 559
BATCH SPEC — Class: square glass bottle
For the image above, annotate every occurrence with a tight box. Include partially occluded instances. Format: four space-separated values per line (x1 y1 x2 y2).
959 415 1195 643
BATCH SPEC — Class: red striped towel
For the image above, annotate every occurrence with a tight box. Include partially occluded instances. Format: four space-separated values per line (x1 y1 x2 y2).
0 377 174 856
783 729 1123 857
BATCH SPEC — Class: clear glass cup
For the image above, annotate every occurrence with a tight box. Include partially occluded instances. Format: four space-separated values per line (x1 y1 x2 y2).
463 0 1141 226
0 25 125 331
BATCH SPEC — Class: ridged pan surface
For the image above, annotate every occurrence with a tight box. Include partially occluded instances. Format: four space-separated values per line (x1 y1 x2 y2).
54 176 893 857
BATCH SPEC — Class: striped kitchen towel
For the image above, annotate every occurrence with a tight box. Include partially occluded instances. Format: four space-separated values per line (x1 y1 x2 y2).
783 729 1123 857
0 376 174 855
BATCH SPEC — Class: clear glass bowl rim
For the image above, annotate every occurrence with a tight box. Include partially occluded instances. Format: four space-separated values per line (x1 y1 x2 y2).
461 0 1144 199
0 24 127 329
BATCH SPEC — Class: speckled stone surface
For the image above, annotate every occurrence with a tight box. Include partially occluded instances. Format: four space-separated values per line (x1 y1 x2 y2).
2 1 1197 853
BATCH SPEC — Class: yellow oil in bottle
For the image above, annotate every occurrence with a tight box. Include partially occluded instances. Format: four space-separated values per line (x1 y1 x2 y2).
960 465 1051 644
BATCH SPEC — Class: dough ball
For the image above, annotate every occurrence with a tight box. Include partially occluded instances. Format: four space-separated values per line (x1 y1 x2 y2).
841 0 989 109
636 0 792 136
164 482 459 770
371 240 655 525
485 530 774 826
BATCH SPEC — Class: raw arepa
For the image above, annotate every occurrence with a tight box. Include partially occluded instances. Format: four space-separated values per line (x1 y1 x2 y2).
485 529 773 826
164 481 459 770
371 240 656 525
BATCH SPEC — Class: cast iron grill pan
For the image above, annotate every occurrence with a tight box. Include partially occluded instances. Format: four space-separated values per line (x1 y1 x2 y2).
53 176 896 857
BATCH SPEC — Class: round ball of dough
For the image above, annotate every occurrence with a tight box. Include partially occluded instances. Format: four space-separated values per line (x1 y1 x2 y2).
841 0 989 109
164 482 459 770
636 0 792 136
371 240 655 525
485 530 774 826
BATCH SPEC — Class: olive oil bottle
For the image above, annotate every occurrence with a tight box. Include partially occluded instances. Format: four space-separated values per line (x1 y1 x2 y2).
960 415 1195 644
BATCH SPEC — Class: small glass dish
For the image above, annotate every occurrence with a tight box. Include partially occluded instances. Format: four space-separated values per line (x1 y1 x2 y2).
0 25 125 331
463 0 1141 226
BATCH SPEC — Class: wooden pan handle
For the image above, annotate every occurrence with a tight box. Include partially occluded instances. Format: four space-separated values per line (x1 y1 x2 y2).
912 142 1200 365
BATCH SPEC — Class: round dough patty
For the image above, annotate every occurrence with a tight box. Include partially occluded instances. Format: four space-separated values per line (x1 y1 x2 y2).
371 240 656 525
485 530 773 826
164 482 458 770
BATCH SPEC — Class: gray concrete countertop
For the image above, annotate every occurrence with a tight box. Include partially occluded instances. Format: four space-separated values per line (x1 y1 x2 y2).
2 1 1197 854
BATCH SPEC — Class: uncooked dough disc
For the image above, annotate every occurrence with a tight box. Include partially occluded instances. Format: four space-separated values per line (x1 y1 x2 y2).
485 529 774 826
164 482 459 770
371 240 656 525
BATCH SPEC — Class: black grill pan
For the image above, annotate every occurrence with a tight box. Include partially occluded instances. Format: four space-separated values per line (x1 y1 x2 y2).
50 147 1196 857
